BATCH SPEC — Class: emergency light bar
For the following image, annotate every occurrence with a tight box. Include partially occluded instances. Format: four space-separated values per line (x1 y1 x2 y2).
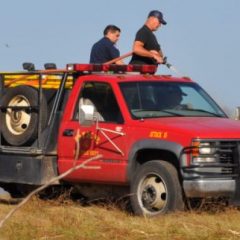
66 64 157 74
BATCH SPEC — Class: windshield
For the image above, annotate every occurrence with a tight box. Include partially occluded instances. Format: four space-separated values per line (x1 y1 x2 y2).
119 81 226 119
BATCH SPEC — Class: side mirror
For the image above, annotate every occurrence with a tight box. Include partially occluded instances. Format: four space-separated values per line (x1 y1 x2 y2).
79 103 95 125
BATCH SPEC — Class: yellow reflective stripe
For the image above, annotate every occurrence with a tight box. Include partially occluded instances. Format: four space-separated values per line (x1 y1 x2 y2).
3 75 73 88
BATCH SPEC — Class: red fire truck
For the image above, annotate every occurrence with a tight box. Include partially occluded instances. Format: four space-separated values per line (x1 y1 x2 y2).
0 63 240 216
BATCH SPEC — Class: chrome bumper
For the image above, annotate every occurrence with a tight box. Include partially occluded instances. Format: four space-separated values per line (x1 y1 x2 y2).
183 179 236 198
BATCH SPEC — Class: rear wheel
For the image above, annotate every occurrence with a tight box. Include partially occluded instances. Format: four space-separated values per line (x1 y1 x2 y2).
130 160 184 216
0 86 48 146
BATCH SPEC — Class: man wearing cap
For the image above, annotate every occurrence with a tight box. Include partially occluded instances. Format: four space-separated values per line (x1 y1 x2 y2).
129 10 167 65
166 86 188 109
90 25 123 64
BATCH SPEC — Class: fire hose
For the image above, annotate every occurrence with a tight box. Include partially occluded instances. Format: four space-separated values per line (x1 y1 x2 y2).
104 52 183 76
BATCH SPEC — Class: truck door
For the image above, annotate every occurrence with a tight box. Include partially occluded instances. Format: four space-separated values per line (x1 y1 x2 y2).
58 81 128 184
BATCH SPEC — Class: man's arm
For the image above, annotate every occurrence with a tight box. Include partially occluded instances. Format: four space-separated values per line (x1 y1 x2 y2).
115 59 124 64
132 41 164 64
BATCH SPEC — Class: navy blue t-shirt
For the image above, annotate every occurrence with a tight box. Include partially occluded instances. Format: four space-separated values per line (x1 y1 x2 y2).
90 37 120 63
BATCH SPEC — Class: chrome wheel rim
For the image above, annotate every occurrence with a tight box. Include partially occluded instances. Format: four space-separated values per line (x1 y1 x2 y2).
138 173 167 214
5 95 31 135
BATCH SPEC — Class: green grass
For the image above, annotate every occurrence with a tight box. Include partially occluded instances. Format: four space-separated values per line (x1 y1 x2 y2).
0 198 240 240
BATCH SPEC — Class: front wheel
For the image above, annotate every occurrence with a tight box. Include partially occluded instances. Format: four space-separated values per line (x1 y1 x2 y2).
130 160 184 216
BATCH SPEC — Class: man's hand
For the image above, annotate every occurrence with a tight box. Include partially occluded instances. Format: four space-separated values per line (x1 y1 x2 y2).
150 50 164 64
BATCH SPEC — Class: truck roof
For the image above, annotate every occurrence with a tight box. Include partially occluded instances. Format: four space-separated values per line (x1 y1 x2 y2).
77 73 193 83
68 63 194 84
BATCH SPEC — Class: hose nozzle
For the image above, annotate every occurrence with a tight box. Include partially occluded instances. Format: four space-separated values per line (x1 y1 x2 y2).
162 56 183 76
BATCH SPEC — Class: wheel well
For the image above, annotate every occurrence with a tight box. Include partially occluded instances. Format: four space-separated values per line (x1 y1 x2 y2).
129 148 181 181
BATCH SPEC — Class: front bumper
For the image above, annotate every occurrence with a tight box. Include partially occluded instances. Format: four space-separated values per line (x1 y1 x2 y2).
181 139 240 198
183 179 236 198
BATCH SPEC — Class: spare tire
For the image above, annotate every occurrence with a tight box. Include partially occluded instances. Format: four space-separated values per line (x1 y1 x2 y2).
0 86 48 146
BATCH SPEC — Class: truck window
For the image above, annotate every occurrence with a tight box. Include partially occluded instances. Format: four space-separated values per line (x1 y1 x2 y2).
74 82 124 124
119 82 226 119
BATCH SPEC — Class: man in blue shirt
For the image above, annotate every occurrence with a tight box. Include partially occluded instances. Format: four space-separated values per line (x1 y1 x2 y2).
90 25 123 64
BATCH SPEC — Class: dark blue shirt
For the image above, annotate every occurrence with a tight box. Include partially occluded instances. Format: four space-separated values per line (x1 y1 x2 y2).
90 37 120 63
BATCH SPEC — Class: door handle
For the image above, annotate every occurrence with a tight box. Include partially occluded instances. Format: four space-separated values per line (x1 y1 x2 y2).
63 129 74 137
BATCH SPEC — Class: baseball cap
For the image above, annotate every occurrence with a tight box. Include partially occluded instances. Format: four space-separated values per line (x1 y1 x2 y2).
148 10 167 25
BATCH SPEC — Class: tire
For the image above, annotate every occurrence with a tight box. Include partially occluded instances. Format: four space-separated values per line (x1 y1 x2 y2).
130 160 184 216
0 86 48 146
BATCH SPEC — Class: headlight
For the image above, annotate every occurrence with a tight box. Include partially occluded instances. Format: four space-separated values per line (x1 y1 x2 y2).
198 142 216 155
192 141 216 155
191 141 217 164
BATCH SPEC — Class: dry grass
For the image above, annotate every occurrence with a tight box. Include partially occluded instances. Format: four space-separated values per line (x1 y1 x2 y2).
0 197 240 240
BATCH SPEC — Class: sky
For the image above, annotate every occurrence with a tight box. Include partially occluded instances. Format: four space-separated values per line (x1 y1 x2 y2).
0 0 240 115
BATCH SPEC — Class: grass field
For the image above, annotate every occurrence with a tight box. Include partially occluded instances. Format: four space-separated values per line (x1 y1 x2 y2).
0 196 240 240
